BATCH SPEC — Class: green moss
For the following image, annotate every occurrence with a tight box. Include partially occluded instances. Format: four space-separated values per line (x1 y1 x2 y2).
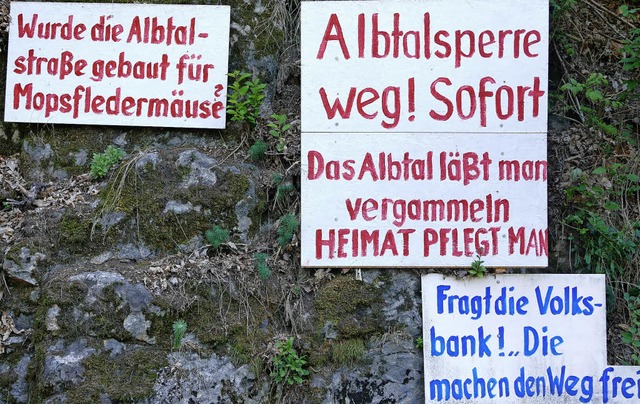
314 276 385 340
97 156 252 253
227 0 284 62
66 347 168 403
58 214 93 252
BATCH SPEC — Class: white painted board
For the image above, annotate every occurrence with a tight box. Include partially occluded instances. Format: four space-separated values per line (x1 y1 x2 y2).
422 274 607 403
301 133 547 267
301 0 548 133
5 2 230 128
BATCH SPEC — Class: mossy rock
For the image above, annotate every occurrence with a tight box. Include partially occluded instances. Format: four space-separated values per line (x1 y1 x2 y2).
313 276 385 341
66 346 168 403
68 148 262 256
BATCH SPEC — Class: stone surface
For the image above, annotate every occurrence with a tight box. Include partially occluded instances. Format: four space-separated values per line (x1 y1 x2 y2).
147 352 268 403
43 339 96 390
3 246 44 286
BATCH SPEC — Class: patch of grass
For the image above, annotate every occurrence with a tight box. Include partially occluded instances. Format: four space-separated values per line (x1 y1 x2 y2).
331 339 365 366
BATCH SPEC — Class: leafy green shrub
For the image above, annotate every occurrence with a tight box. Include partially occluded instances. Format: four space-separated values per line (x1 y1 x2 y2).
205 225 229 249
90 145 125 179
248 140 267 161
226 70 266 126
560 73 621 135
620 5 639 90
565 165 640 278
272 337 309 385
622 292 640 365
254 252 271 279
277 214 299 247
172 320 187 350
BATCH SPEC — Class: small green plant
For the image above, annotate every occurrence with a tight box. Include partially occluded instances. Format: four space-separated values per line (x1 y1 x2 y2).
90 145 125 179
277 214 299 247
622 292 640 365
415 337 423 349
226 70 266 126
254 252 271 279
205 225 229 249
267 113 292 152
248 140 267 161
271 337 309 385
172 319 187 350
468 253 487 278
276 182 295 202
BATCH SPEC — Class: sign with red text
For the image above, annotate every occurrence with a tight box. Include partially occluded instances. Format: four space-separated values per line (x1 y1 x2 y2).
5 2 230 128
301 132 547 267
422 274 640 403
301 0 548 133
300 0 548 268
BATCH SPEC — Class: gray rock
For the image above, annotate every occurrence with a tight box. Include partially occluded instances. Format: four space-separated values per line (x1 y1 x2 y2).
3 246 45 286
103 339 126 357
164 200 195 214
135 151 160 170
46 304 61 333
10 355 31 403
69 271 126 305
90 251 113 265
147 352 267 403
116 243 152 260
43 339 95 389
114 282 153 312
177 150 217 188
327 338 423 404
322 321 338 340
123 312 154 344
74 149 88 166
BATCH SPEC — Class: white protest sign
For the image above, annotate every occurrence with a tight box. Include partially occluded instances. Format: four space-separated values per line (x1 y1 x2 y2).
422 274 609 403
301 132 547 267
5 2 230 128
300 0 548 268
301 0 548 133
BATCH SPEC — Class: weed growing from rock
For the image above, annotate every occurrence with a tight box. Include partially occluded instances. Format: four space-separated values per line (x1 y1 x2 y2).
226 70 266 126
271 337 308 385
205 225 229 249
248 139 267 161
90 145 125 179
277 214 299 247
468 253 486 278
254 252 271 279
267 113 292 153
172 320 187 350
